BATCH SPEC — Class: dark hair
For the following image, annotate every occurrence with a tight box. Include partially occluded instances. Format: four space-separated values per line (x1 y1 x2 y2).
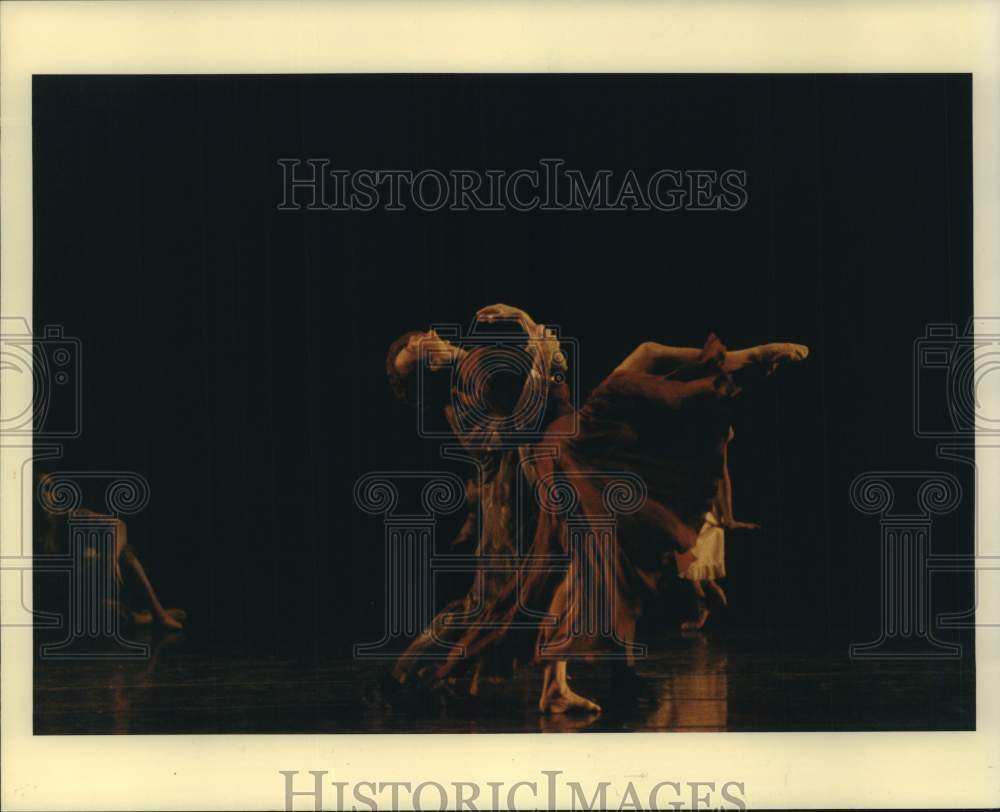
386 331 422 404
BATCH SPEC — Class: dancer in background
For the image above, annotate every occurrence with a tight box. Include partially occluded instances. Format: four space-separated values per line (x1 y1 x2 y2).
679 425 759 631
35 472 186 631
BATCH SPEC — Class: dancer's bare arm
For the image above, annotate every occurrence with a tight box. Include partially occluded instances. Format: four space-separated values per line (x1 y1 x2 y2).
476 302 539 333
476 303 566 378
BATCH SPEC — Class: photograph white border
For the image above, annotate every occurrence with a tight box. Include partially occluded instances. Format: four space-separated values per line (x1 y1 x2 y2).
2 2 998 809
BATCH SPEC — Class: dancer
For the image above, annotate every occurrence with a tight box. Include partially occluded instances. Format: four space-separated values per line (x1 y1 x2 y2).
679 425 758 632
382 305 568 697
36 472 186 631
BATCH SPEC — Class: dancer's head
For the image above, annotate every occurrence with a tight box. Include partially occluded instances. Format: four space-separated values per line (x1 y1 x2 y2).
387 329 534 418
35 470 60 512
386 330 423 404
386 329 462 404
453 344 532 418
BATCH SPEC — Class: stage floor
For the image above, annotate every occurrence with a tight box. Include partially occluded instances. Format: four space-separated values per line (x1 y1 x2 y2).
32 627 974 735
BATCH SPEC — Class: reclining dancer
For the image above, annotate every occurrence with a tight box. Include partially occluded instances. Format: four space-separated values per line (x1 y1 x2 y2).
678 425 760 631
36 472 186 631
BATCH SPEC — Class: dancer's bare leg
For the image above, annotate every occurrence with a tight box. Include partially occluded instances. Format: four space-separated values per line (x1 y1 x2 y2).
469 661 482 696
120 542 184 631
391 629 435 684
681 580 710 631
132 608 187 626
723 343 808 374
390 614 457 686
538 661 602 714
615 343 702 374
706 578 727 607
616 341 808 376
681 579 729 631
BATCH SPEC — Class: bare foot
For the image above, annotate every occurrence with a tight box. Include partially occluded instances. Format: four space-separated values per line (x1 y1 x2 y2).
539 712 601 733
681 606 710 632
751 342 809 374
134 607 185 627
538 681 602 715
725 343 809 375
155 609 185 631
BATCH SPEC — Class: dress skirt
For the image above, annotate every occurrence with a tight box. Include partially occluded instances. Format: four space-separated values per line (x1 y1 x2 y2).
679 512 726 581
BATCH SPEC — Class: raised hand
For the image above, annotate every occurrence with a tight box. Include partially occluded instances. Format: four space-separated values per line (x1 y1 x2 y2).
476 303 531 324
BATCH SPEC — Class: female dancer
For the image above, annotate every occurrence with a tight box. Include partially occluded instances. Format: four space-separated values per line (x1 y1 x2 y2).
382 306 569 696
36 472 186 631
679 425 759 631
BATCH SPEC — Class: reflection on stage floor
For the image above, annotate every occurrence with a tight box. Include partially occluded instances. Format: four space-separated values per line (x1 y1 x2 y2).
33 629 974 735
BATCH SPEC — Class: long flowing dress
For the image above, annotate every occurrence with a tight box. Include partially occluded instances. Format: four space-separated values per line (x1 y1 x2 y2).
431 334 737 678
391 338 573 682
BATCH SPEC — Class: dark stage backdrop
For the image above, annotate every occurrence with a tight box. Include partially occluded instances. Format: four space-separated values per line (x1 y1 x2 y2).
33 75 973 659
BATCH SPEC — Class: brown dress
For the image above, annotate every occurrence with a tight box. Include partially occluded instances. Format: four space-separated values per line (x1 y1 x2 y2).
392 343 574 681
432 335 737 677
